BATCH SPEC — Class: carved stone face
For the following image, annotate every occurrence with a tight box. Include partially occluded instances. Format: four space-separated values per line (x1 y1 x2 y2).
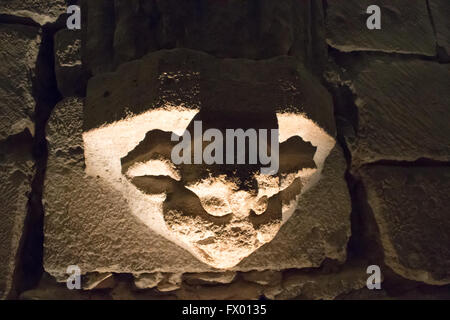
82 49 336 269
120 110 318 268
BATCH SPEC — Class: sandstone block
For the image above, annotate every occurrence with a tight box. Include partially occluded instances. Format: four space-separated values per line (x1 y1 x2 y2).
44 50 351 278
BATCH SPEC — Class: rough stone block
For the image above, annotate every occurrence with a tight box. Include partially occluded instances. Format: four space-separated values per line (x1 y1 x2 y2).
0 132 34 299
360 165 450 285
44 50 351 279
0 24 40 141
343 57 450 166
326 0 436 56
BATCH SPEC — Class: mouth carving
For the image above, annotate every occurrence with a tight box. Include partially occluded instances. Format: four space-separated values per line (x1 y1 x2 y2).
121 114 317 269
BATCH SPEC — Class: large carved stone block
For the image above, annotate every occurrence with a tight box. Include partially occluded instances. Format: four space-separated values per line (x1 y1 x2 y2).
44 49 351 279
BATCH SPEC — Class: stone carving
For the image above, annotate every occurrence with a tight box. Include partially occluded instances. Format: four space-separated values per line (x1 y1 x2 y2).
82 49 338 268
120 117 317 268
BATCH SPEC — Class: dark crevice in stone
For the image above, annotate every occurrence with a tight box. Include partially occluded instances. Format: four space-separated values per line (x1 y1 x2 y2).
0 14 40 27
8 20 65 298
425 0 438 42
307 0 327 76
426 0 450 63
328 43 439 63
322 0 328 19
322 66 382 266
436 46 450 63
328 84 359 137
345 173 385 264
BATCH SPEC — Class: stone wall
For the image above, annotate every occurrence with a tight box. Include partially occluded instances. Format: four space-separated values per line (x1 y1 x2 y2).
0 0 449 300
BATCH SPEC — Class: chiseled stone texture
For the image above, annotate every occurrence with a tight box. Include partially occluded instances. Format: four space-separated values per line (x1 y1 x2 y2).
344 57 450 166
326 0 436 56
0 132 34 299
44 51 351 278
360 165 450 285
83 0 327 75
428 0 450 59
0 24 40 141
0 0 66 25
54 29 84 97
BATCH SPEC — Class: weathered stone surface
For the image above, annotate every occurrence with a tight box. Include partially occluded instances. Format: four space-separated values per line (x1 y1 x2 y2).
54 29 84 97
273 264 368 300
0 131 34 299
342 57 450 166
326 0 436 56
0 0 66 25
44 50 350 277
0 24 40 141
429 0 450 59
83 0 327 75
360 166 450 285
